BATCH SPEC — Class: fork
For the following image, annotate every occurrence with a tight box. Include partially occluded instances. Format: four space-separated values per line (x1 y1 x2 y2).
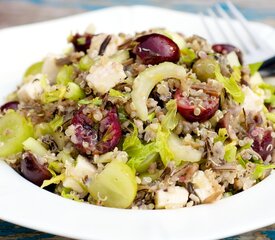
200 0 275 75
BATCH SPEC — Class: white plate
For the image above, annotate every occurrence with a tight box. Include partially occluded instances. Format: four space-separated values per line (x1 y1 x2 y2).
0 6 275 240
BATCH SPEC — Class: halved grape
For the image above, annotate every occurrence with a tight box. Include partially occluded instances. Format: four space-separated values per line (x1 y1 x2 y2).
192 58 218 82
0 101 19 112
133 33 180 65
0 111 34 157
249 127 274 160
212 43 243 64
71 107 122 155
21 152 51 186
175 91 219 122
89 161 137 208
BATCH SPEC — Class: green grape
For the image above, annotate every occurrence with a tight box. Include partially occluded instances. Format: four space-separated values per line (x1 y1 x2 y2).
192 58 217 81
64 82 85 100
0 111 34 157
89 161 137 209
56 65 74 86
24 61 43 77
78 55 94 71
23 137 48 157
34 122 53 138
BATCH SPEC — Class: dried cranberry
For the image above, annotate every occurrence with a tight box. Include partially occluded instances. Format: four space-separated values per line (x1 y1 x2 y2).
70 33 93 53
21 152 51 186
133 33 180 65
249 127 274 160
212 43 243 64
0 101 19 112
175 90 219 122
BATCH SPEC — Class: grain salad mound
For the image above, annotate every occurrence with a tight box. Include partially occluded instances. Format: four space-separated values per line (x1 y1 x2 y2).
0 26 275 209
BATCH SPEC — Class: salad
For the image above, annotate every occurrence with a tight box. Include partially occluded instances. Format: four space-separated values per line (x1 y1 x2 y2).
0 26 274 209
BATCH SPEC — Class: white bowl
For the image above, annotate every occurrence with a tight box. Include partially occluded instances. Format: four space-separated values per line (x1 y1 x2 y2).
0 6 275 240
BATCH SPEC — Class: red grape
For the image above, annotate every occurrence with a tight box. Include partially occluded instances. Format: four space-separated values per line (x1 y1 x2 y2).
21 152 51 186
175 91 219 122
133 33 180 65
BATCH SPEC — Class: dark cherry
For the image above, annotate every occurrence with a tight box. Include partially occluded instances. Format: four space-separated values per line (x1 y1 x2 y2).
20 152 52 186
71 107 122 155
249 127 274 160
133 33 180 65
0 101 19 112
69 33 93 53
175 91 219 122
212 43 243 64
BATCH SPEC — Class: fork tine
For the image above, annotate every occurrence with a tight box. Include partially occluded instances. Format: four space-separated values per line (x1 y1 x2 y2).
225 0 262 49
199 12 215 43
214 3 251 54
206 8 229 43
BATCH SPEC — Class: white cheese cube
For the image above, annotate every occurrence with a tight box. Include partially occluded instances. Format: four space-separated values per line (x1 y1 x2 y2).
242 86 264 113
17 77 44 101
64 155 96 193
42 54 60 84
191 170 223 203
155 186 189 209
66 155 96 181
86 57 126 94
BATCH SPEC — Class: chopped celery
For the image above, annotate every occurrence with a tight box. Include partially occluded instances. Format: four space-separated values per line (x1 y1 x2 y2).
61 188 83 202
24 61 43 77
109 89 126 98
41 173 65 188
110 50 130 63
224 142 237 162
0 111 34 157
34 122 53 138
78 97 102 106
131 62 186 121
78 55 94 71
161 99 180 131
248 62 262 76
52 132 66 150
49 115 64 131
23 137 49 156
64 82 85 101
57 150 74 164
214 128 228 143
155 127 174 166
41 85 66 103
167 133 202 165
89 161 137 208
49 161 63 174
180 48 196 63
253 164 275 179
56 65 74 86
215 66 244 104
134 152 159 173
266 112 275 123
148 112 156 122
124 125 158 172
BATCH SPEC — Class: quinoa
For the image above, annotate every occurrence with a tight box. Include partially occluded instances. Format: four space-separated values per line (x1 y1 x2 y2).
0 27 274 210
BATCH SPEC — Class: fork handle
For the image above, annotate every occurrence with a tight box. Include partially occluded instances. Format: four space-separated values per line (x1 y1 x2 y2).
259 56 275 77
